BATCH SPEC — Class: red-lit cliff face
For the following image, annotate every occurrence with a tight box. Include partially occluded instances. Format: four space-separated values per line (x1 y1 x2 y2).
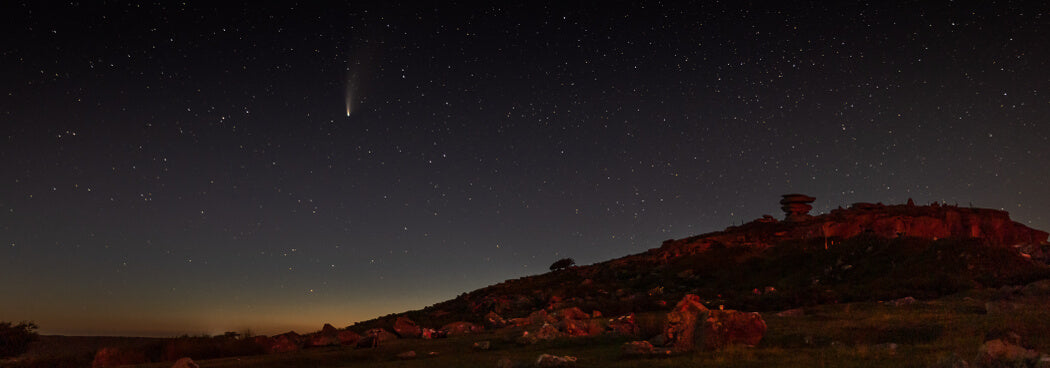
652 202 1049 262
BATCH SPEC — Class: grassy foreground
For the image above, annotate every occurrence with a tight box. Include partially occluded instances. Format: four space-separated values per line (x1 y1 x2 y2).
125 289 1050 368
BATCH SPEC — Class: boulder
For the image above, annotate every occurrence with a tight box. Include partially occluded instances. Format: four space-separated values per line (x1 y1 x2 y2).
441 321 483 335
621 341 656 356
171 357 199 368
527 310 555 326
396 350 417 359
886 296 917 307
536 354 577 367
776 308 805 317
1021 279 1050 297
977 339 1045 367
661 294 766 352
484 311 507 327
269 332 303 353
91 347 149 368
394 316 422 338
702 309 767 350
553 307 589 320
472 341 491 350
606 314 638 336
305 332 339 347
337 330 362 345
664 294 711 352
558 318 600 337
534 322 563 340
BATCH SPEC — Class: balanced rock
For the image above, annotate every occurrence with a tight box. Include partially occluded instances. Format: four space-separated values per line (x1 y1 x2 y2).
780 194 816 222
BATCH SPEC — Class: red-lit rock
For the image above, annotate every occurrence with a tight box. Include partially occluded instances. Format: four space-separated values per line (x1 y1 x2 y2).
780 194 816 222
337 330 362 345
91 347 148 368
701 310 767 350
268 331 302 353
553 307 589 320
441 321 483 335
394 316 422 338
484 311 507 327
664 294 710 352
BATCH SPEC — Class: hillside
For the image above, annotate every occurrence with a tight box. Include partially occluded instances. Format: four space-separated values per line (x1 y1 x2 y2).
357 196 1050 331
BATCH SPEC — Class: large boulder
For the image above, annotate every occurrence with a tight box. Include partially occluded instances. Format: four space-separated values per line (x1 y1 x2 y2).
305 332 340 347
394 316 422 338
91 347 149 368
664 294 711 352
337 330 362 345
269 331 303 353
702 310 767 350
660 295 767 352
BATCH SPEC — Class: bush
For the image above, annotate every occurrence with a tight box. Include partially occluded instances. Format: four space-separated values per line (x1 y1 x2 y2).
0 321 39 358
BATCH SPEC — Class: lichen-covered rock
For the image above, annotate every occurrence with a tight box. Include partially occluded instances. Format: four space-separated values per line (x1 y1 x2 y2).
665 294 710 352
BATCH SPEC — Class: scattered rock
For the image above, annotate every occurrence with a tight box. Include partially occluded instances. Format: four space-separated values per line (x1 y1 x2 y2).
534 322 563 340
985 301 1025 315
91 347 149 368
396 350 417 359
554 307 589 320
535 354 577 367
394 316 422 338
1021 279 1050 297
472 341 491 350
931 353 969 368
516 331 539 345
171 357 199 368
484 311 507 327
606 314 638 336
497 358 527 368
776 308 805 317
886 296 917 307
621 340 654 355
442 321 483 335
977 339 1045 367
874 342 898 355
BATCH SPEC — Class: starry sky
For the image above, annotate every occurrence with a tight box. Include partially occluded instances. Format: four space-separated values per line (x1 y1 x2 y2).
2 2 1048 337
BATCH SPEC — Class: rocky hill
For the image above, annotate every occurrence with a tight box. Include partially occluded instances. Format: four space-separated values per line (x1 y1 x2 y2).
352 196 1050 334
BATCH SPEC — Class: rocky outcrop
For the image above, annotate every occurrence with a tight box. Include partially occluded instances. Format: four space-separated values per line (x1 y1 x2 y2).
268 331 302 353
781 194 816 222
337 330 362 346
657 200 1049 261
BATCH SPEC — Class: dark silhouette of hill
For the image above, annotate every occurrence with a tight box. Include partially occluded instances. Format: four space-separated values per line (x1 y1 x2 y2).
350 198 1050 333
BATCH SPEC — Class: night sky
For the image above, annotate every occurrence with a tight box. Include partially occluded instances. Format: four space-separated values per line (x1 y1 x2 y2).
2 2 1048 337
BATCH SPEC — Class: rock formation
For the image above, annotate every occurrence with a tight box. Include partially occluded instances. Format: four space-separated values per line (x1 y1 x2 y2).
657 295 766 352
780 194 816 222
393 316 422 338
